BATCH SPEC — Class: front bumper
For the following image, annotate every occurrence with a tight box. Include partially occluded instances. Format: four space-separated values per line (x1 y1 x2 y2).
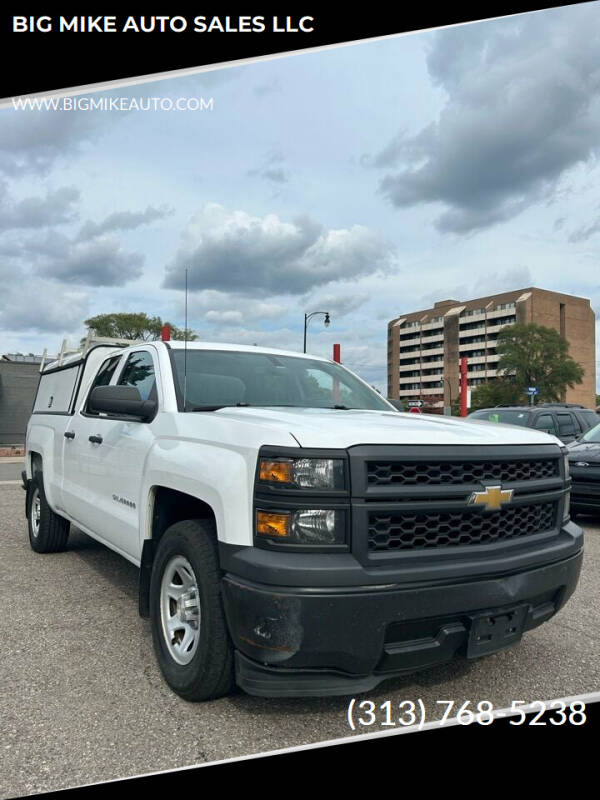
570 470 600 512
221 548 583 697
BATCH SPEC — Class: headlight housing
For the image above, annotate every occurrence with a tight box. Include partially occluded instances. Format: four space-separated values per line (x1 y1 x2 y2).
259 457 345 490
256 508 346 545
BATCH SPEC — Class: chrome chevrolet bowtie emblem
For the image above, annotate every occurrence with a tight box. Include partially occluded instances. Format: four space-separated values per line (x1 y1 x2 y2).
468 485 514 512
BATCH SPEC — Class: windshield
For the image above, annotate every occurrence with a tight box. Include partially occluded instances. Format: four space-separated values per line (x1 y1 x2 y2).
581 421 600 443
171 349 392 411
468 409 531 426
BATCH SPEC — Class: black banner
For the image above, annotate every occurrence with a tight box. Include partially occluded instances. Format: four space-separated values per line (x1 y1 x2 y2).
0 2 588 97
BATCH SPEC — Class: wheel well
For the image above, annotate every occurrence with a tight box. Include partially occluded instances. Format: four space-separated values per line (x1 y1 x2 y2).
29 452 42 475
138 487 218 619
150 486 217 543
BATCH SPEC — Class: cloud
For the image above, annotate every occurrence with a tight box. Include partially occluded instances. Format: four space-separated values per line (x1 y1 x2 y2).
33 233 145 286
205 310 244 325
203 300 287 326
164 203 394 296
0 190 168 286
304 292 371 318
0 183 79 231
370 5 600 234
76 204 172 240
568 216 600 243
0 108 116 175
247 149 290 184
0 278 89 333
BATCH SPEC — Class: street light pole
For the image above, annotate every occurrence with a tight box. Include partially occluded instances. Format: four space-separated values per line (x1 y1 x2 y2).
303 311 330 353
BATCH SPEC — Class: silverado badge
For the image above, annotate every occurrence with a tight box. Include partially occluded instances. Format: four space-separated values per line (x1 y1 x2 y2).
468 484 514 512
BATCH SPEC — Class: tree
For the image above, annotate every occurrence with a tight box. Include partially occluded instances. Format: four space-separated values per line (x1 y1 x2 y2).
83 313 197 342
469 379 525 412
495 323 584 402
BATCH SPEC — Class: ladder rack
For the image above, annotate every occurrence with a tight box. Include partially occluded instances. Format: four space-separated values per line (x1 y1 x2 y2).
39 329 146 372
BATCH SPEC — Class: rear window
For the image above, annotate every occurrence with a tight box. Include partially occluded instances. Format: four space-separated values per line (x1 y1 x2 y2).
578 410 600 429
468 409 530 426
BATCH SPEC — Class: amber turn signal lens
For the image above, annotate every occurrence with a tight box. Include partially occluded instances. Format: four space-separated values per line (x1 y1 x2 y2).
259 459 294 483
256 511 291 538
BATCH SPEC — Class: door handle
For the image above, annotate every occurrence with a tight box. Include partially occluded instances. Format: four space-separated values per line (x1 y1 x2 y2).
88 435 103 444
64 431 75 439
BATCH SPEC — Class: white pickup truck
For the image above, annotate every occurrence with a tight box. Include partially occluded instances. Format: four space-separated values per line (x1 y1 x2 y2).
23 340 583 700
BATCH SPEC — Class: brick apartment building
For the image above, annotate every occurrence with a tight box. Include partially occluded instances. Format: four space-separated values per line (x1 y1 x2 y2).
387 287 596 411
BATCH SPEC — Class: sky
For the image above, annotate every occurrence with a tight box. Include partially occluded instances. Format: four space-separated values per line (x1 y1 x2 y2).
1 3 600 393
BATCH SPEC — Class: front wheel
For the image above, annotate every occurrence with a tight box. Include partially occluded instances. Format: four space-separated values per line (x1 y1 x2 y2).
149 519 235 701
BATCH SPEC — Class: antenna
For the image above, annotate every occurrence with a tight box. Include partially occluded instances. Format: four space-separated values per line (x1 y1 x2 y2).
184 267 188 411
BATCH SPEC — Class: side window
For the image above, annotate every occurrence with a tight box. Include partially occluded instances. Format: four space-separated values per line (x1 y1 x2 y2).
117 351 156 402
578 410 598 430
556 413 578 436
534 413 557 435
85 356 122 413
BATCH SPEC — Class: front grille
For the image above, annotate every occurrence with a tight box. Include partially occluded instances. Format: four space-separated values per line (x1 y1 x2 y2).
368 501 557 551
367 459 558 486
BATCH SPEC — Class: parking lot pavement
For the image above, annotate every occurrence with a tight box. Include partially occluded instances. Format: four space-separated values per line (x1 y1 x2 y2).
1 481 599 797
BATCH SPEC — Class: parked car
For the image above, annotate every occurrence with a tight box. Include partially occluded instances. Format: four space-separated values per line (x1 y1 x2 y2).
567 421 600 515
23 341 582 700
467 403 599 444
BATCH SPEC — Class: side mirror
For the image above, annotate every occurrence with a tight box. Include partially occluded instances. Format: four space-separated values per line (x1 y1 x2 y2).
88 385 157 421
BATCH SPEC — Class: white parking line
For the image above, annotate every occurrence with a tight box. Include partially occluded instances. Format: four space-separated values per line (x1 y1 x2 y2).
0 480 21 485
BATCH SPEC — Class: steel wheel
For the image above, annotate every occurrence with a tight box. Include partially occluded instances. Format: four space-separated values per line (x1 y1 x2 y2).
160 555 201 665
30 487 41 538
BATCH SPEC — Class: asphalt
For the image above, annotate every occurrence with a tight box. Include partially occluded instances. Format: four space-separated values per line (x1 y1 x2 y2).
1 479 599 797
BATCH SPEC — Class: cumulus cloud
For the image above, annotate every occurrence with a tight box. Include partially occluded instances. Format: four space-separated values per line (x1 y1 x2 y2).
0 188 168 286
31 232 145 286
163 203 394 296
0 183 79 231
370 5 600 234
0 108 117 175
76 204 172 240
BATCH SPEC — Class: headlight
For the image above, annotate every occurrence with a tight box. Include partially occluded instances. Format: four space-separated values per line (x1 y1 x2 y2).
563 491 570 523
256 509 346 545
259 457 345 490
563 452 570 522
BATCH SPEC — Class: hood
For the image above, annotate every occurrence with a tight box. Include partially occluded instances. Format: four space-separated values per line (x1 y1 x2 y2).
567 440 600 463
211 407 564 449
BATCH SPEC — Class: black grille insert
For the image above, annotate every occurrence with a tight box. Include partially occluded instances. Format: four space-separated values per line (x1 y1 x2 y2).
368 502 557 551
367 459 559 486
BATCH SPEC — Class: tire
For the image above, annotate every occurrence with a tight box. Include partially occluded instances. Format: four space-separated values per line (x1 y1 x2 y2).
27 471 70 553
149 519 235 701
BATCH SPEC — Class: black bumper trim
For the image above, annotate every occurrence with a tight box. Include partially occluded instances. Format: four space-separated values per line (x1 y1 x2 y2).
224 549 583 697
